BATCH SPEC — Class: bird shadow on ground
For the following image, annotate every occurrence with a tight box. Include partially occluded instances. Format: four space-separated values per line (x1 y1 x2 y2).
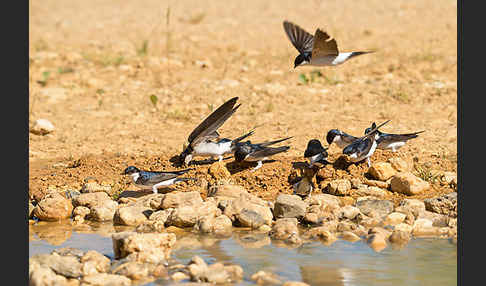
332 155 354 170
118 187 177 199
225 160 277 175
169 154 233 168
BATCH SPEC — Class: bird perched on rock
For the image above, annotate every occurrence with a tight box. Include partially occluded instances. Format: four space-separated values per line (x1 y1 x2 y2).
304 139 330 168
180 97 254 165
283 20 374 69
326 129 359 149
342 120 390 167
122 166 195 194
233 137 292 172
364 122 425 152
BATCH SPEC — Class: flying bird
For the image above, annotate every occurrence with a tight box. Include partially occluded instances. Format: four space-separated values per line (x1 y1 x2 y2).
233 137 292 171
283 20 374 69
304 139 329 168
122 166 195 194
180 97 249 165
326 129 359 149
342 120 390 167
364 122 425 152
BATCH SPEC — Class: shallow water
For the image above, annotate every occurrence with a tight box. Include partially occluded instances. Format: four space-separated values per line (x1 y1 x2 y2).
29 222 457 286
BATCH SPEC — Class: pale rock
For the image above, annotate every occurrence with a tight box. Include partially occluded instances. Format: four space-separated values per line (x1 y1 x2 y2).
89 200 118 222
326 179 352 196
390 172 430 195
398 199 426 217
273 194 308 219
339 205 361 220
424 192 457 218
354 187 389 198
110 261 151 280
34 192 73 221
304 226 337 243
383 212 406 226
29 259 68 286
368 162 396 181
72 206 90 219
30 252 82 278
161 191 203 209
114 205 150 226
112 231 176 263
207 184 248 199
81 273 131 286
224 193 273 226
363 178 389 189
304 194 341 211
394 223 413 233
356 199 394 218
195 214 233 236
30 119 55 135
80 250 110 275
72 192 111 208
388 157 411 172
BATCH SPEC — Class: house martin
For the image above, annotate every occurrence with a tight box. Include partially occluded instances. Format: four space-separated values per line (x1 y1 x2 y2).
233 137 292 171
342 120 391 167
364 122 425 152
180 97 244 165
122 166 195 194
326 129 359 149
283 20 374 68
304 139 329 167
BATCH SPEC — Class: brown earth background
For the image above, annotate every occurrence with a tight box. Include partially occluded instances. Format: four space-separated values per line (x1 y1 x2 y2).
29 0 457 203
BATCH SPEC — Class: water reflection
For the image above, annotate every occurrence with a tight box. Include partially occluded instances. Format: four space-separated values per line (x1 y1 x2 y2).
29 222 457 286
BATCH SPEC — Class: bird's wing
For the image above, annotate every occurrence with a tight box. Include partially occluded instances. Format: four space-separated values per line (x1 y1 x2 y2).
139 168 194 185
343 137 371 156
188 97 240 147
377 131 424 144
283 21 314 54
341 132 359 144
247 145 290 160
311 29 339 58
257 136 293 147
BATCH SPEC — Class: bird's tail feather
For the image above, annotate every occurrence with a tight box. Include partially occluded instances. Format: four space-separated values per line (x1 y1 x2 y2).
259 136 293 147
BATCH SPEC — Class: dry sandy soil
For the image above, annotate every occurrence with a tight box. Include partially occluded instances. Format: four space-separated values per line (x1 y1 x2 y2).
29 0 457 202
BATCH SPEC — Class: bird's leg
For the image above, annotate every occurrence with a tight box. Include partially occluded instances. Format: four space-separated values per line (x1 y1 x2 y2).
152 186 158 194
367 157 371 168
251 161 263 172
218 155 223 162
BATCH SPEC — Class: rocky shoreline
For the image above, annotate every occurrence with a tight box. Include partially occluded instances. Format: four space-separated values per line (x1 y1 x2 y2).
29 157 457 285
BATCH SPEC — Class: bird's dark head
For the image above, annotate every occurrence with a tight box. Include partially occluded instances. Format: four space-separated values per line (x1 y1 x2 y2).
123 166 140 175
234 143 252 162
305 139 328 158
326 129 341 145
294 53 311 68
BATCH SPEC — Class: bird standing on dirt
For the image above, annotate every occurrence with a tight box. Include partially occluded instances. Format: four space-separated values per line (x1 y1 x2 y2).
326 129 359 149
304 139 330 168
180 97 253 165
283 20 374 69
233 137 292 172
122 166 195 194
342 120 391 167
364 122 426 152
